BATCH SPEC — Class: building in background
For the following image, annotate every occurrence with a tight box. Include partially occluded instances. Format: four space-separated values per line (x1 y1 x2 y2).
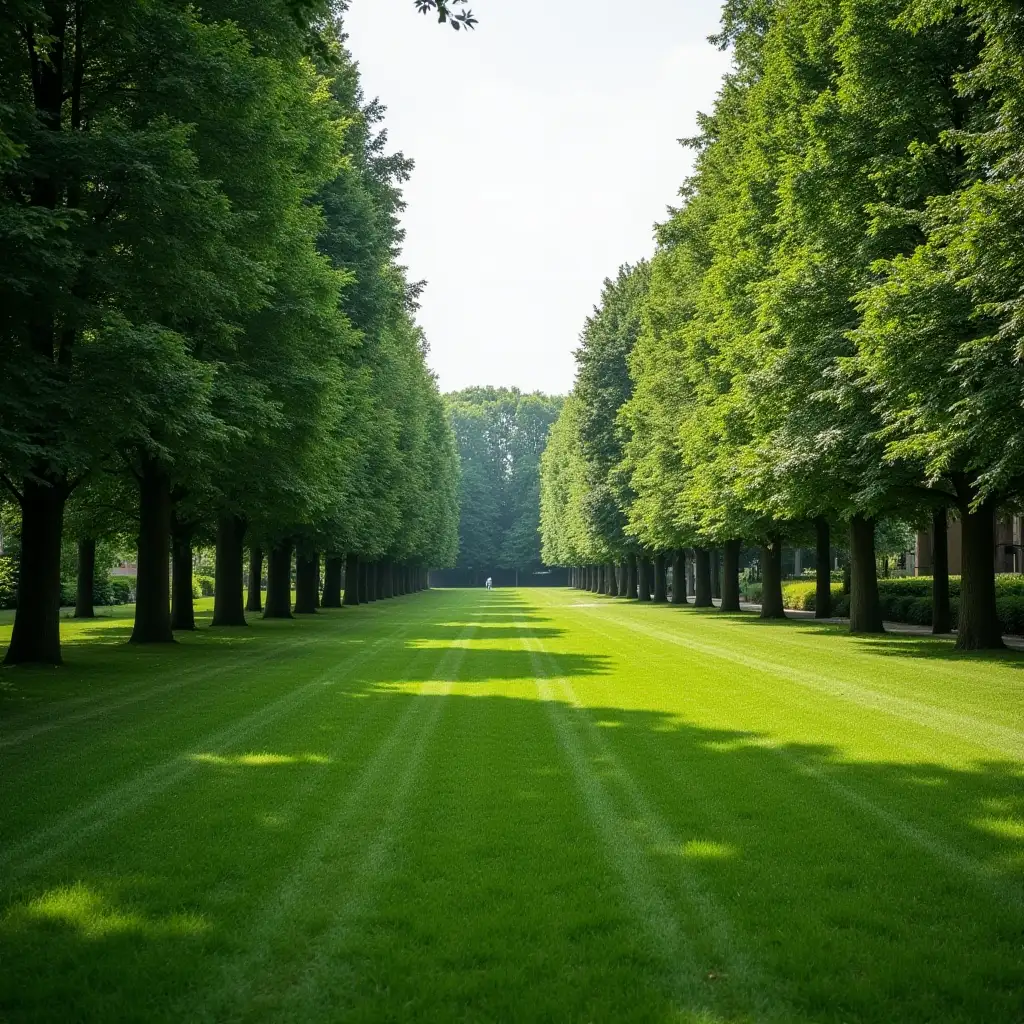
916 512 1022 576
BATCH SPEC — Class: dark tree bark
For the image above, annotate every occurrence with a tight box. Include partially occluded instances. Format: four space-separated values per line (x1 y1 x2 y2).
381 560 392 599
693 548 713 608
623 555 636 599
212 515 247 626
848 516 883 633
760 538 786 620
5 478 68 664
653 553 667 603
357 558 369 603
720 539 741 612
344 553 360 605
367 562 378 602
74 538 96 619
955 482 1003 649
670 549 687 605
710 549 721 600
294 551 320 614
637 557 651 602
422 566 429 590
131 458 175 644
815 517 832 619
263 541 294 619
246 547 263 613
4 22 76 664
606 562 618 597
322 556 343 608
170 525 195 632
931 507 951 635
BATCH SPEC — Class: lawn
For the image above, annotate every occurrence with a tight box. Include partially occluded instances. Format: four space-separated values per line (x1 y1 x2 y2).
1 589 1021 1023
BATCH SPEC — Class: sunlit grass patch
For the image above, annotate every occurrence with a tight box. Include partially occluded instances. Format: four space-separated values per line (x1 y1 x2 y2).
190 752 331 767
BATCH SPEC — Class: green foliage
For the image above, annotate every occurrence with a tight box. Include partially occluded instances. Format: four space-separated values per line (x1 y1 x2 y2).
0 3 460 653
540 264 650 564
0 556 17 609
447 388 562 571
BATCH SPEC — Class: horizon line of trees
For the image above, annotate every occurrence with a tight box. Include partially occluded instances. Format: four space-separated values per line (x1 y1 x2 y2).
445 387 563 582
541 0 1024 651
0 0 460 665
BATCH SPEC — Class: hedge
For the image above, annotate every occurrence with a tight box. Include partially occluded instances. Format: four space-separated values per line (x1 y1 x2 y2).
779 576 1024 636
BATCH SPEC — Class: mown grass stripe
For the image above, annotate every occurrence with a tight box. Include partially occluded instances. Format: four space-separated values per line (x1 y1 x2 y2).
0 612 425 881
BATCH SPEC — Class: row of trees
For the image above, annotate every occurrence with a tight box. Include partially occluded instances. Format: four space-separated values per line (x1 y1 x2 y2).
0 1 461 665
446 388 562 581
542 0 1024 650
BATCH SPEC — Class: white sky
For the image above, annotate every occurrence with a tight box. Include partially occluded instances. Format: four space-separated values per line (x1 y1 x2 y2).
344 0 731 396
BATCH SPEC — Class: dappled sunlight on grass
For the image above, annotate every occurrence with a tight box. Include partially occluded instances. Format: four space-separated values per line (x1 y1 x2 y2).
190 752 331 767
8 883 208 941
2 588 1022 1022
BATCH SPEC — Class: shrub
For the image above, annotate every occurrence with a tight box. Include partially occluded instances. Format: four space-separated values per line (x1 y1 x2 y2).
781 580 844 612
195 574 215 597
0 556 18 609
110 578 134 604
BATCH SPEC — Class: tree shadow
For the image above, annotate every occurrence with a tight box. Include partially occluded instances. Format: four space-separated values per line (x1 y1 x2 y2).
2 654 1022 1024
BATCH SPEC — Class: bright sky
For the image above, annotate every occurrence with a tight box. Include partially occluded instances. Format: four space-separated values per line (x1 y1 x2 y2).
344 0 731 396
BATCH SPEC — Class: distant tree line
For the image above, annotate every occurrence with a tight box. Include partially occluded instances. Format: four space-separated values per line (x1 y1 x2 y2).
0 1 460 665
446 388 562 583
541 0 1024 650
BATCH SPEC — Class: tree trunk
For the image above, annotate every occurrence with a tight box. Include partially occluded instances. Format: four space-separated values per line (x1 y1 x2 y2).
343 553 360 605
74 538 96 618
212 515 247 626
720 539 741 612
606 562 618 597
623 555 635 599
955 483 1003 649
131 458 175 644
5 478 67 665
653 553 667 603
246 547 263 613
322 556 343 608
368 562 379 602
294 551 320 614
710 549 721 600
670 549 687 605
931 507 951 635
170 525 195 632
263 541 293 619
693 548 713 608
760 538 786 620
848 516 883 633
815 517 832 619
637 557 651 602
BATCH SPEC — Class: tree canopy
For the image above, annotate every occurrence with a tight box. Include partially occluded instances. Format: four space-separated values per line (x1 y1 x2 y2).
446 388 563 575
0 0 460 663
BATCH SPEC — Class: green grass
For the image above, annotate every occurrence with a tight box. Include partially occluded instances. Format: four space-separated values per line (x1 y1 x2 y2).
1 590 1022 1023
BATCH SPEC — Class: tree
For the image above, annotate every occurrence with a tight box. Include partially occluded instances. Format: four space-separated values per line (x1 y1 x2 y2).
447 388 562 578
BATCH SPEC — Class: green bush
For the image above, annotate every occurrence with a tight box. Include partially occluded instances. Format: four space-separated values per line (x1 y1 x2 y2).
779 575 1022 635
110 578 134 604
0 556 18 609
194 574 215 597
780 580 844 612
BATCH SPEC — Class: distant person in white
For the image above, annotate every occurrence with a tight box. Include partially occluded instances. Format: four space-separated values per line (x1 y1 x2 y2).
485 577 493 590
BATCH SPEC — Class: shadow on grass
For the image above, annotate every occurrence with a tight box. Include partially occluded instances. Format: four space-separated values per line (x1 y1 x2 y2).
1 649 1022 1023
655 603 1024 667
